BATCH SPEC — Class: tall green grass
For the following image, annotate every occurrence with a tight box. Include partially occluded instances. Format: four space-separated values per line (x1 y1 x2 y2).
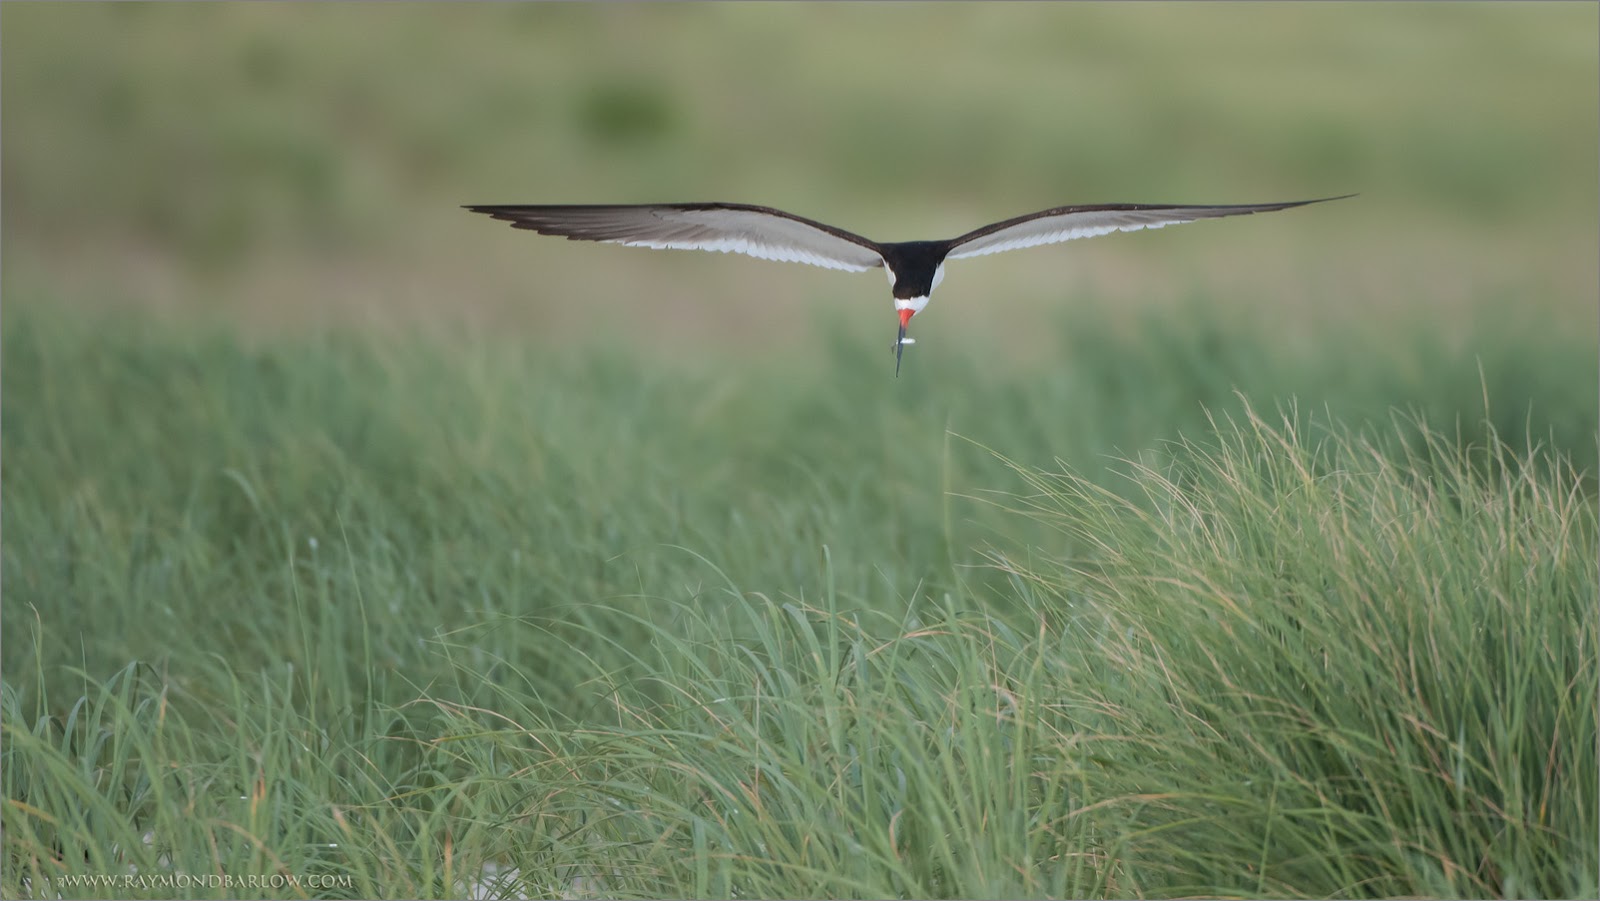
3 300 1595 898
987 407 1596 897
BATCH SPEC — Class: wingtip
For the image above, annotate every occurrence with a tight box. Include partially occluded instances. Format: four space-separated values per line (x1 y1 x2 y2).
1267 193 1356 213
463 205 531 225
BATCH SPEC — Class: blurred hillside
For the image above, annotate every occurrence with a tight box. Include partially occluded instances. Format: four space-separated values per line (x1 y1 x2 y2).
3 3 1595 357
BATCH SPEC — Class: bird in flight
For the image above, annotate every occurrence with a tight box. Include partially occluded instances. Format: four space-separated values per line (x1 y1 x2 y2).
465 195 1350 375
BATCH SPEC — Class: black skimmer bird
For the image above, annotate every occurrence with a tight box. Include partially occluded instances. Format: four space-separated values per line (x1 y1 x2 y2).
466 195 1350 375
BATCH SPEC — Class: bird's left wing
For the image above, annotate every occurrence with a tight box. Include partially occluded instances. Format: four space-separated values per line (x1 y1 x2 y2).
464 203 886 272
944 196 1352 260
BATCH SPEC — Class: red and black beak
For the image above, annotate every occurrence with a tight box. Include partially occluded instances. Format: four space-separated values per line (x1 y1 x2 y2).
895 308 914 377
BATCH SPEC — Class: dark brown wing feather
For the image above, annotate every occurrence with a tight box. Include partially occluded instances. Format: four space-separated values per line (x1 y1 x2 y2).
946 195 1353 259
464 203 886 272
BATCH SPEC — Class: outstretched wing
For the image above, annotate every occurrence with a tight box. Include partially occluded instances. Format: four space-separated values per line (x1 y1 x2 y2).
464 203 886 272
945 196 1352 260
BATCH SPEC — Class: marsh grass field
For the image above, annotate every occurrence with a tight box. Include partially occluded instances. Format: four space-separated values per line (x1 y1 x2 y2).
3 4 1598 899
5 300 1597 899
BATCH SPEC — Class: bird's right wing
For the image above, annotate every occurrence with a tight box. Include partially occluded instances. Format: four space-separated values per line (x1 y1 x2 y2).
945 196 1352 260
464 203 886 272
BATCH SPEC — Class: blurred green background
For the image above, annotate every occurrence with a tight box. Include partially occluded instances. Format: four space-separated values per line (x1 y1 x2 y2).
4 2 1595 356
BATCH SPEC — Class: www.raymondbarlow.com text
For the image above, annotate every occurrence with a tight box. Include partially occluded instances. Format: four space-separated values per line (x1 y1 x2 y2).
43 872 354 892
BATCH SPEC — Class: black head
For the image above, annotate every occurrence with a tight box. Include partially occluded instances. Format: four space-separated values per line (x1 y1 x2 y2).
878 242 950 299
